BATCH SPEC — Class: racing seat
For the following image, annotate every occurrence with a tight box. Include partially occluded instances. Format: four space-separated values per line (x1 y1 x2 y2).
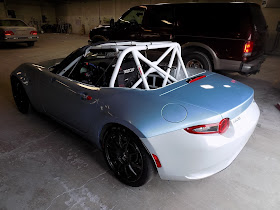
117 60 140 88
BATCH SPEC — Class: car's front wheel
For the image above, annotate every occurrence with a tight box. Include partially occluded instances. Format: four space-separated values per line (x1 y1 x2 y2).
11 77 29 113
103 126 155 187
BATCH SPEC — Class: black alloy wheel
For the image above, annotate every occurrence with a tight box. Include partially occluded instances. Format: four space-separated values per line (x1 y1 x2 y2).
11 78 29 113
103 126 154 187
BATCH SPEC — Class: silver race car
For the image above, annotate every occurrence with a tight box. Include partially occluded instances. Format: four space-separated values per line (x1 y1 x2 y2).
10 41 260 186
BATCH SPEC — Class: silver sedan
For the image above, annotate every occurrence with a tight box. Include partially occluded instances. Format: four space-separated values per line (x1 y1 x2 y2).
0 18 38 47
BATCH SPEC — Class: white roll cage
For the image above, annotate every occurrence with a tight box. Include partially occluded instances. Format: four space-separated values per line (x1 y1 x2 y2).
83 41 189 90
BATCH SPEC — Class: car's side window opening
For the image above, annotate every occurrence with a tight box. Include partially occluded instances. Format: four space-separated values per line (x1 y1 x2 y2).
56 42 193 90
67 52 116 87
64 51 144 88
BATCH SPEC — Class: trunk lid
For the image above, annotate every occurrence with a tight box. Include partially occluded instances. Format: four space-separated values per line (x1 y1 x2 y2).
159 73 254 119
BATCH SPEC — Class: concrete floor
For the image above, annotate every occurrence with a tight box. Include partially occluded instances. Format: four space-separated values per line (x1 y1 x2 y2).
0 34 280 210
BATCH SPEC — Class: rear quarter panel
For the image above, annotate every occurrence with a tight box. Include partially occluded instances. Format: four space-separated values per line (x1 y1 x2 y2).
88 85 222 149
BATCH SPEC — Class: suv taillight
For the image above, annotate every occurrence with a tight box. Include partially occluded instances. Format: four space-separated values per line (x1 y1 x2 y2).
185 118 230 134
5 31 14 36
243 41 254 57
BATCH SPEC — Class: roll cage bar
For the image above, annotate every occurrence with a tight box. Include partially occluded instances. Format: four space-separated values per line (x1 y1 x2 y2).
61 41 189 90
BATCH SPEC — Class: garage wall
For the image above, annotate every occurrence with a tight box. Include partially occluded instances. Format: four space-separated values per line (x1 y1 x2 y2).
262 8 280 52
5 0 56 31
41 2 56 25
0 2 7 18
55 0 115 35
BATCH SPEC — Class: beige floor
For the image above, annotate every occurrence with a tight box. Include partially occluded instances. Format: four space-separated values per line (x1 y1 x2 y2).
0 34 280 210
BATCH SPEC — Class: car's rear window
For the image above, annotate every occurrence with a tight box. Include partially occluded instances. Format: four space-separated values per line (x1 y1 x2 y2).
0 20 27 26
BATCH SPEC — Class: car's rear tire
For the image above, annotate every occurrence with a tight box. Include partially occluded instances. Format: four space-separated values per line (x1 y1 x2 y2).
183 51 212 71
103 126 155 187
27 42 35 47
11 78 29 114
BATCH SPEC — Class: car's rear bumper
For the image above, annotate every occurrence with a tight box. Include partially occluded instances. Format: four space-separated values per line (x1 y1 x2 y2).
141 100 260 181
0 36 38 43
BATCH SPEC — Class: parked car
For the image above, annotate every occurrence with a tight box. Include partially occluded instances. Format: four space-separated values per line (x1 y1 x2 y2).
10 41 260 186
89 3 267 75
0 18 38 47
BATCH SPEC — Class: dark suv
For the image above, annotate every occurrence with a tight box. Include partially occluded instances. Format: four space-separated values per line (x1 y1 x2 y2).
89 3 267 74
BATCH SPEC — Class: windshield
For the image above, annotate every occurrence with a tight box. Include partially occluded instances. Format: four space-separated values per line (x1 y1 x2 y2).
0 20 27 26
118 6 146 25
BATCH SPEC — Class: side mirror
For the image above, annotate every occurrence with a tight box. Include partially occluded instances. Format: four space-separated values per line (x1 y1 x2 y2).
110 19 115 27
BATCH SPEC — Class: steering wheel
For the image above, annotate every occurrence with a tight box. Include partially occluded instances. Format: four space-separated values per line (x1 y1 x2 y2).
79 62 98 84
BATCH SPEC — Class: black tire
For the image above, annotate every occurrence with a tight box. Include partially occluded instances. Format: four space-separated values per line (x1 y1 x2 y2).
11 78 29 114
183 51 212 71
27 42 35 47
103 126 155 187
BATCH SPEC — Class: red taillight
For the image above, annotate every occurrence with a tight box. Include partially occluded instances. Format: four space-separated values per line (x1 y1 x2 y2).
30 31 37 35
243 41 253 56
219 118 230 134
185 118 230 134
152 154 162 168
5 31 14 36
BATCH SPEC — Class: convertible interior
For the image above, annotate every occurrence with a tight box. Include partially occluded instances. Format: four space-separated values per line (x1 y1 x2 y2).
61 50 179 89
50 42 200 90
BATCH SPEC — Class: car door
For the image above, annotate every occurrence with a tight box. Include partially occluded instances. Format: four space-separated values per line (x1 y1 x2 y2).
39 69 100 133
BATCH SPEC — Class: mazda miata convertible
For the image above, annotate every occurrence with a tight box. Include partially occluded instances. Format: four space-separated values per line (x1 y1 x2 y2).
10 41 260 186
